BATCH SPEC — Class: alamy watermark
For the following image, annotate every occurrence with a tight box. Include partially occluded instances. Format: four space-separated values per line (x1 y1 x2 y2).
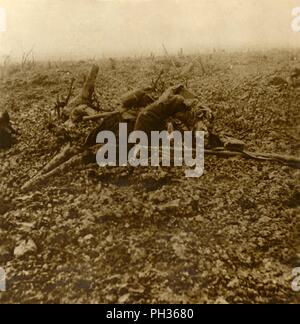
292 7 300 32
96 124 204 178
0 267 6 292
292 268 300 292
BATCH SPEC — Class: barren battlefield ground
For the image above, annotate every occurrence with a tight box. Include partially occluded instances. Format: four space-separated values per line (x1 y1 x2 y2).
0 50 300 304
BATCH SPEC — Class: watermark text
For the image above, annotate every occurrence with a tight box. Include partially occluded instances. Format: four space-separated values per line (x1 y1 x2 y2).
292 7 300 32
0 267 6 292
292 267 300 292
96 124 204 178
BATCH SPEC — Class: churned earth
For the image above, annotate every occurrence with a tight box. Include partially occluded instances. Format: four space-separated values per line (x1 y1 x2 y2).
0 51 299 303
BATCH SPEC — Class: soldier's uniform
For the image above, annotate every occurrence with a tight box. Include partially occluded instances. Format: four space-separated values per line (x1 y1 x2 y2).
85 85 192 145
85 85 215 146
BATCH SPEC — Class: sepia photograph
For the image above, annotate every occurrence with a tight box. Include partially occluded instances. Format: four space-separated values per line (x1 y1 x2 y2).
0 0 300 305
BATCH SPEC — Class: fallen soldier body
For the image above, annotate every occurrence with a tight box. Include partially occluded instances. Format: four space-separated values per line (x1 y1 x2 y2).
85 84 245 152
84 85 190 145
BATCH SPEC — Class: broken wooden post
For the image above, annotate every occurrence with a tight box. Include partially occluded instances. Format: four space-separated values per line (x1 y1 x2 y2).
81 64 100 104
63 64 100 121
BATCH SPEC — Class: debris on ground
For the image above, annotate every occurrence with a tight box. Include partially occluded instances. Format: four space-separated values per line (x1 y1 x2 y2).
269 67 300 88
218 135 246 151
14 239 37 258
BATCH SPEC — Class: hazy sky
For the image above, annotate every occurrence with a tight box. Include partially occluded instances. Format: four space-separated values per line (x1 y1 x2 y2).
0 0 299 59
